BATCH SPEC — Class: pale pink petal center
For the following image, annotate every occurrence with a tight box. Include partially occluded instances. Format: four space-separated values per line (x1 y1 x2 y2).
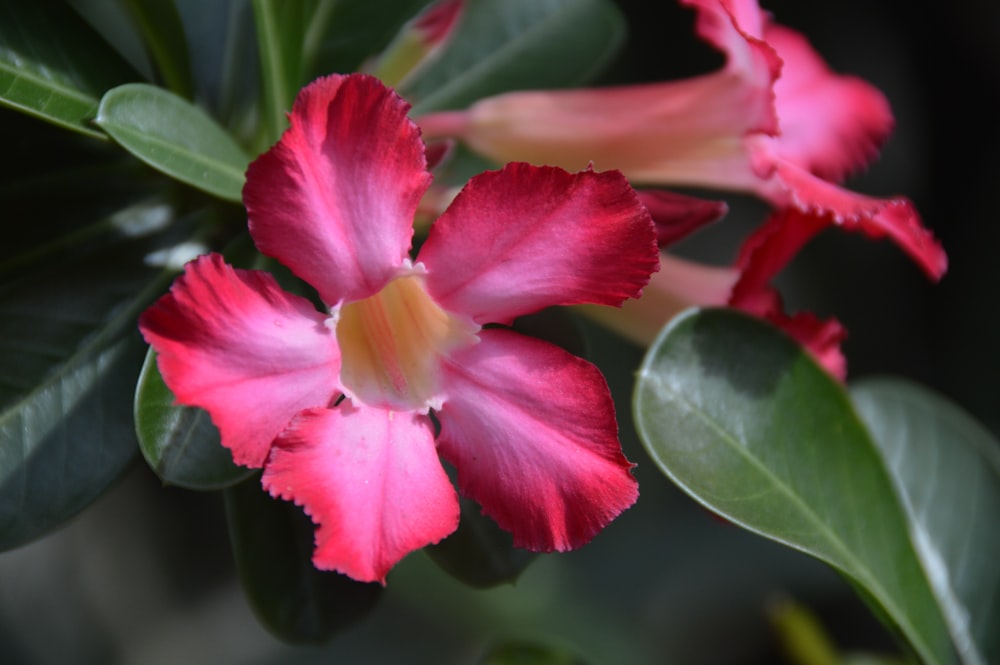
336 265 479 412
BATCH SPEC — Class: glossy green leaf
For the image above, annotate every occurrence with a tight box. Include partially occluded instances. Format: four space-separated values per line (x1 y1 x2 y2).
225 477 382 644
852 379 1000 665
96 83 250 201
406 0 625 114
426 496 536 588
0 199 188 550
633 309 954 665
121 0 194 98
0 0 137 138
135 349 253 491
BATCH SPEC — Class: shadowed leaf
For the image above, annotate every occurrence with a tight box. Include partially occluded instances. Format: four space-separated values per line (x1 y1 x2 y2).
853 379 1000 665
406 0 625 114
633 308 954 665
0 0 137 137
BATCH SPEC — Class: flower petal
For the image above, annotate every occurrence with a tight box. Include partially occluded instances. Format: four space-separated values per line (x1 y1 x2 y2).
138 254 341 467
419 163 658 324
763 161 947 280
765 24 894 181
730 208 828 310
435 329 638 552
727 208 854 377
682 0 781 134
244 74 430 305
418 73 770 189
263 404 459 584
635 189 728 247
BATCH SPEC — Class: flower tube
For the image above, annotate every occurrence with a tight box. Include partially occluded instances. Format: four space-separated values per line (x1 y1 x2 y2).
418 0 945 377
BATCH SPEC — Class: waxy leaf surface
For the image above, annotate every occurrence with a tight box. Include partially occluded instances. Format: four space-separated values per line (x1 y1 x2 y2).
96 83 249 201
633 309 953 665
0 199 186 549
135 349 253 491
852 379 1000 665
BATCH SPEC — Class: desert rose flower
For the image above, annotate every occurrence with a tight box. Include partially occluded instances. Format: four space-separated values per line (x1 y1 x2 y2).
139 74 657 584
418 0 946 376
418 0 944 277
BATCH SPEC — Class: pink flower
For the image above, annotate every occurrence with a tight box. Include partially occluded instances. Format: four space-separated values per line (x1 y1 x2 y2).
417 0 947 376
138 74 657 584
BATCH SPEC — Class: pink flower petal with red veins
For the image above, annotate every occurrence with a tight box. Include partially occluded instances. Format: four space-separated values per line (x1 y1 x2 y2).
419 163 658 325
730 224 849 378
435 329 638 552
138 254 341 467
244 74 431 305
683 0 765 64
729 209 850 377
681 0 781 135
765 24 894 181
263 403 459 584
730 208 828 309
635 189 728 248
764 161 947 280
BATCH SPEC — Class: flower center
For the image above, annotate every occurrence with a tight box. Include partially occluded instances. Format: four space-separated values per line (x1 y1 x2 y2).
336 271 479 412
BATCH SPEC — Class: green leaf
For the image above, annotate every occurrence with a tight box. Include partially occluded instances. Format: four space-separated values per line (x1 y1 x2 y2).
95 83 250 201
405 0 625 114
166 0 261 141
121 0 194 98
0 163 160 270
852 379 1000 665
632 309 954 665
305 0 430 79
135 349 254 491
252 0 316 143
426 496 536 588
0 200 189 550
225 477 382 643
0 0 137 138
67 0 156 80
